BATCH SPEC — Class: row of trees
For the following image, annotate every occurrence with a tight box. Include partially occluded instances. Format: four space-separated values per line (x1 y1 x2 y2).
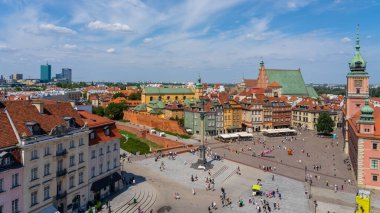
92 103 126 120
112 91 141 100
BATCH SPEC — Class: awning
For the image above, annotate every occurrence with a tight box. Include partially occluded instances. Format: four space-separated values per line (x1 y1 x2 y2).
91 172 122 192
237 132 252 137
252 184 261 191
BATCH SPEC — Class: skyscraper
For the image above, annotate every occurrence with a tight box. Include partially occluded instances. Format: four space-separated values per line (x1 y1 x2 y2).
40 63 51 83
62 68 72 82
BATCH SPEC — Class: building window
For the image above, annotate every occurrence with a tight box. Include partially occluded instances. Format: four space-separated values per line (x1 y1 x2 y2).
356 88 360 94
70 155 75 167
31 167 38 181
114 158 117 168
90 132 95 140
167 96 170 100
57 143 63 153
150 97 153 101
31 191 38 206
69 176 75 189
79 138 84 146
79 153 84 163
44 164 50 176
70 140 75 149
370 159 378 170
44 146 50 156
107 161 110 171
79 172 84 184
373 175 378 182
100 148 103 156
0 205 3 213
113 143 117 151
175 96 178 101
100 164 103 174
91 167 95 178
183 96 186 100
107 145 110 153
12 173 19 188
11 199 18 213
104 127 110 136
373 143 378 150
31 150 38 160
43 186 50 200
91 150 96 159
0 178 3 192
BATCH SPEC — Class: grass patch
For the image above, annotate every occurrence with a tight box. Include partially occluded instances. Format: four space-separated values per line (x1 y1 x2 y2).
153 128 191 139
119 130 163 154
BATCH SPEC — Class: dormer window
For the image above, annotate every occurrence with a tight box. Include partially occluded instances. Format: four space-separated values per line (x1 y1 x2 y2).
64 117 75 128
90 131 95 140
0 152 13 167
25 122 41 136
104 126 110 136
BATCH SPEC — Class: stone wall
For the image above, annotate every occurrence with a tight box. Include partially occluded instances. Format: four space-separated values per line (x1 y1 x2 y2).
117 124 188 150
123 111 188 135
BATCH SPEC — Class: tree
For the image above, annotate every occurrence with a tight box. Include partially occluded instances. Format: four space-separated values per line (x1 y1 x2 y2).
128 92 141 100
92 107 105 116
316 112 335 135
113 92 126 99
104 103 125 120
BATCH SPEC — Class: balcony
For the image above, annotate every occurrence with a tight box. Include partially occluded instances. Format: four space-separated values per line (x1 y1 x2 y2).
56 191 67 199
56 149 67 157
56 169 67 177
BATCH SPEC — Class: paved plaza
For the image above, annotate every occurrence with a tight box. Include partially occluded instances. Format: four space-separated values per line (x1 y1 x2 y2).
117 124 380 212
119 153 310 213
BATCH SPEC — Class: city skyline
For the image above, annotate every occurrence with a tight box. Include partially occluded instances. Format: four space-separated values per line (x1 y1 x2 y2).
1 0 380 83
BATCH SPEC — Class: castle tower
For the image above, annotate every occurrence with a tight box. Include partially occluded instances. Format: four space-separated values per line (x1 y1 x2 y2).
346 25 369 119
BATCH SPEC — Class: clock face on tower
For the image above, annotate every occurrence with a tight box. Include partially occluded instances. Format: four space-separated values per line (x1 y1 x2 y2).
354 80 362 87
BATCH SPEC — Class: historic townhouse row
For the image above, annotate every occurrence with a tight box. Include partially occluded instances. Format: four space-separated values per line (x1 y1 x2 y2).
0 100 122 213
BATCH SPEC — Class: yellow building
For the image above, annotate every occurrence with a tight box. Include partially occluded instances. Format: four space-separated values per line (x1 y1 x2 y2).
223 100 242 133
141 78 204 104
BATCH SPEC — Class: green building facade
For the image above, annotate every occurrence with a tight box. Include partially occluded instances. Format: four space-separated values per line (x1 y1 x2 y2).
40 64 51 83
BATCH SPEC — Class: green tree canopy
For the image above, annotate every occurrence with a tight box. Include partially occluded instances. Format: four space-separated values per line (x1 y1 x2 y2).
128 92 141 100
113 92 126 99
92 107 105 117
316 112 335 135
104 103 125 120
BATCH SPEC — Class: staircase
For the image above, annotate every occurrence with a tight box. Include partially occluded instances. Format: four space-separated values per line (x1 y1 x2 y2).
112 183 157 213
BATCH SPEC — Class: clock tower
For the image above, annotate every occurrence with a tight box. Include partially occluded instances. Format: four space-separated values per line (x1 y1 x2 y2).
346 26 369 119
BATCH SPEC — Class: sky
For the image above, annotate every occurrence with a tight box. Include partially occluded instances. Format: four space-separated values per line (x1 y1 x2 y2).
0 0 380 84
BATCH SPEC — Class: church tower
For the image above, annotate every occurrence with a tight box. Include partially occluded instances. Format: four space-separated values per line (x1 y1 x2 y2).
346 26 369 119
195 75 203 100
257 60 269 89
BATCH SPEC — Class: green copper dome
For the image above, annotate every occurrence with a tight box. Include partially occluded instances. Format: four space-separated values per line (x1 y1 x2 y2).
359 99 374 123
361 104 374 114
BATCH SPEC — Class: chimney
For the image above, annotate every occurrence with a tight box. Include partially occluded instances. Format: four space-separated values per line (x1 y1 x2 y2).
32 102 44 114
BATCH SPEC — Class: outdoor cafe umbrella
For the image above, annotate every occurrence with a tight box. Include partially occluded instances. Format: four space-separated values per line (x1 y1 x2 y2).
252 184 262 191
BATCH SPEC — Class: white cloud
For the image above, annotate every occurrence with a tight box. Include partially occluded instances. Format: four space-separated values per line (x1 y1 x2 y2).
63 44 77 49
143 37 154 44
88 21 132 32
39 24 77 34
106 48 116 53
0 43 8 49
287 1 297 9
341 37 351 43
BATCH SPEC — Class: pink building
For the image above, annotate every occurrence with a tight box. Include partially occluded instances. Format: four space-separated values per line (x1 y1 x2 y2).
0 109 23 213
344 29 380 189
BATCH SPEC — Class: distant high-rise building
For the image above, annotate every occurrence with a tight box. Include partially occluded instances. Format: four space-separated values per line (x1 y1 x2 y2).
62 68 72 82
40 63 51 83
10 73 23 80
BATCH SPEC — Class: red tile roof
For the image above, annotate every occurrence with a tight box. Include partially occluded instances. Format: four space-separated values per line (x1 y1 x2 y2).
0 108 19 148
268 81 282 88
78 111 121 145
243 79 258 88
2 100 84 138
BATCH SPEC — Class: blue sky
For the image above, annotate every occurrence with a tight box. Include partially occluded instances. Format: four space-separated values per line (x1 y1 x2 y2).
0 0 380 83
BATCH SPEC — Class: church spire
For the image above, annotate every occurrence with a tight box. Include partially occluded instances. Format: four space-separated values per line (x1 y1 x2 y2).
355 24 360 52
